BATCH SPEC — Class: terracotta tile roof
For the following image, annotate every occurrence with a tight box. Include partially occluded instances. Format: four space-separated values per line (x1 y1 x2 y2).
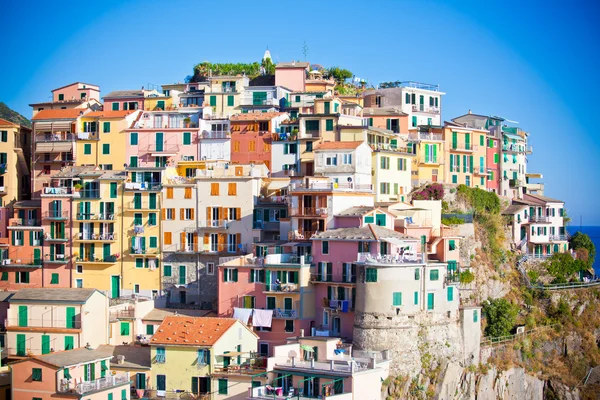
84 110 136 118
0 118 17 126
32 109 88 120
314 141 364 151
150 316 238 346
230 112 286 122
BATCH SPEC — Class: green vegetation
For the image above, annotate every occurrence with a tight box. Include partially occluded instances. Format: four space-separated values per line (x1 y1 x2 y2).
459 270 475 284
569 232 596 270
441 216 464 226
0 102 31 127
483 298 519 338
543 252 587 283
327 66 353 85
189 61 263 82
456 185 500 214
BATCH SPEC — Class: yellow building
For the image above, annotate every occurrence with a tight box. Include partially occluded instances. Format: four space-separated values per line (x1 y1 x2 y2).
150 316 261 399
0 118 31 205
205 75 250 117
443 123 488 189
145 95 174 111
407 126 446 186
77 110 140 169
72 169 127 295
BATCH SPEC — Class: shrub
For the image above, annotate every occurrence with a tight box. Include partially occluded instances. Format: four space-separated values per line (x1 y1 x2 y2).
527 270 540 283
412 183 445 201
483 298 518 338
442 216 464 226
544 252 586 282
456 185 500 215
570 232 596 270
460 270 475 284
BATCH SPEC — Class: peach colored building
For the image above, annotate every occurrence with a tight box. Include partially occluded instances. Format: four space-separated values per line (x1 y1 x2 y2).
363 108 408 134
0 118 32 204
230 112 288 170
275 62 309 92
11 345 130 400
29 82 102 118
2 201 43 290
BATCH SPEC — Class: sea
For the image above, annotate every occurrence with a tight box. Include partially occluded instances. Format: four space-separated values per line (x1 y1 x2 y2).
567 226 600 275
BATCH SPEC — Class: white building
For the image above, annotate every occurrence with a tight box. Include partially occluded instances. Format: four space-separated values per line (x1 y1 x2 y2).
314 141 372 189
198 117 230 161
271 140 299 178
240 85 293 112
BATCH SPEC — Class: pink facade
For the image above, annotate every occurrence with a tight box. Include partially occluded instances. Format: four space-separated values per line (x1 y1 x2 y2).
52 82 100 103
230 119 274 169
104 97 144 112
40 197 72 288
125 128 200 168
368 114 409 133
486 136 500 193
275 68 306 92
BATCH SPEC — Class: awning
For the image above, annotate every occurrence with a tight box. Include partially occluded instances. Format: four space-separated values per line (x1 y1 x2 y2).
300 345 315 352
382 237 410 247
503 133 521 141
35 142 73 153
36 142 55 152
63 368 72 379
268 180 289 190
34 121 72 132
53 143 73 152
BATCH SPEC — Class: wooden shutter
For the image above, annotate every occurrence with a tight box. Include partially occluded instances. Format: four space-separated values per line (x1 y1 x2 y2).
185 187 192 199
193 234 198 252
164 232 172 245
180 232 186 250
218 234 225 252
162 209 166 220
236 208 241 221
180 209 184 220
166 187 173 199
236 233 241 252
221 207 227 221
211 183 219 196
190 209 195 220
206 207 211 224
228 183 237 196
204 233 210 244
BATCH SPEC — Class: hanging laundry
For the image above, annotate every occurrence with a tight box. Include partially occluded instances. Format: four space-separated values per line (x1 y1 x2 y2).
233 307 252 324
252 309 273 328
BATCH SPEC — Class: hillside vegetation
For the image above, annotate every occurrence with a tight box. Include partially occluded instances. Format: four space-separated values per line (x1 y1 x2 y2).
0 102 31 127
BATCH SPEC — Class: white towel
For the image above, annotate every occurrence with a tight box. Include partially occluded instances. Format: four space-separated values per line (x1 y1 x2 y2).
252 309 273 328
233 307 253 324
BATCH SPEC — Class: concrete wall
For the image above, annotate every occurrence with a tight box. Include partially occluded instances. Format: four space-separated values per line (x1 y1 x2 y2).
275 68 305 92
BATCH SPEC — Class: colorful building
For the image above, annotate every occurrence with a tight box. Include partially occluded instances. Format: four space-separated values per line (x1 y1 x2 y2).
313 141 372 190
0 118 31 204
275 62 310 92
29 82 102 118
204 75 249 118
443 122 488 189
11 345 130 399
149 316 260 399
5 288 109 358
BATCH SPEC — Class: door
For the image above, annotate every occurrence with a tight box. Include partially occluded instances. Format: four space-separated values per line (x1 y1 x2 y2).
179 265 186 285
111 276 120 299
134 193 142 209
42 335 50 354
427 293 434 310
33 249 41 265
199 377 210 394
156 375 166 391
18 306 27 327
66 307 76 329
284 298 293 311
16 334 26 356
332 317 341 335
103 244 110 261
155 132 164 151
179 291 186 304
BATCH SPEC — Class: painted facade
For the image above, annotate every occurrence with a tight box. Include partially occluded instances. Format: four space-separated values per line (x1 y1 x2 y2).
0 118 31 204
443 124 487 190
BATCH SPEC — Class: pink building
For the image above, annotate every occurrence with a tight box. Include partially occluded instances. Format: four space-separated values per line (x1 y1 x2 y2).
52 82 100 103
103 90 146 111
275 62 309 92
126 111 200 169
11 345 130 399
217 247 313 356
1 201 44 290
486 134 501 194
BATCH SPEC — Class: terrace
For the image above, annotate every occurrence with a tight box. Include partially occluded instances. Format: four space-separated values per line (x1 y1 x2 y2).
58 373 130 395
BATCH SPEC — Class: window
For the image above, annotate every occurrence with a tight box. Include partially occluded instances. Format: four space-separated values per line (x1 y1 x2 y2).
0 131 7 142
164 265 172 277
414 291 419 305
50 273 59 284
412 116 417 127
16 271 30 283
218 378 228 395
164 232 172 245
84 144 91 155
227 95 234 106
429 269 439 281
183 131 191 145
473 310 478 322
365 268 378 282
494 153 499 164
211 183 219 196
197 349 210 365
415 268 420 280
112 102 119 111
380 182 390 194
447 286 454 301
342 154 352 164
380 156 390 169
322 241 329 254
284 320 294 332
103 122 111 133
207 263 214 275
323 310 329 326
155 347 166 363
449 240 456 251
184 187 192 199
102 144 110 154
228 183 237 196
392 292 402 306
148 213 157 226
249 140 256 151
149 236 158 248
130 132 138 145
452 175 457 184
397 158 407 171
223 268 238 282
306 141 313 152
76 279 83 288
209 96 217 107
146 324 155 335
32 368 42 381
325 119 334 131
325 155 337 166
58 94 64 101
121 322 130 336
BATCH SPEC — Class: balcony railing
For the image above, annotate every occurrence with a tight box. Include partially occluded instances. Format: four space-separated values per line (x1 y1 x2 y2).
326 299 353 311
201 130 229 139
550 235 569 241
77 132 99 140
126 201 156 210
257 195 288 204
408 132 443 141
264 283 299 293
474 167 487 175
6 318 81 329
76 232 118 241
45 254 67 263
502 144 525 153
290 207 328 217
288 231 317 241
509 179 524 188
273 359 368 374
273 308 298 318
43 210 69 219
76 255 118 263
357 252 423 264
35 133 75 142
144 144 180 153
420 157 444 165
9 218 41 227
75 212 117 221
310 274 356 284
78 190 101 199
302 129 321 138
1 258 42 266
412 104 440 114
264 254 310 265
528 215 549 223
369 143 414 154
43 187 74 195
124 182 162 191
109 309 136 320
130 248 159 256
450 144 478 152
163 244 200 253
58 373 130 395
35 155 74 163
289 181 372 192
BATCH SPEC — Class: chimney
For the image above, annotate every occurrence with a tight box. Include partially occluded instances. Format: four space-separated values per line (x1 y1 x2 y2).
300 329 304 338
117 355 125 365
468 109 472 114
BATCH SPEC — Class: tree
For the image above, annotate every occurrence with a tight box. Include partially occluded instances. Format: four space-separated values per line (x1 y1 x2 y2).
544 252 586 283
569 232 596 270
261 57 275 75
327 66 353 85
483 298 518 338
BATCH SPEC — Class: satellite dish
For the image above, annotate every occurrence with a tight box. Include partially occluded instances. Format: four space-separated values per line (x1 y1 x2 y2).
347 177 352 182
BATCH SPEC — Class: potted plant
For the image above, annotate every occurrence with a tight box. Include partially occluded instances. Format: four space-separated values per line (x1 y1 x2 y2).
73 183 83 192
184 117 191 128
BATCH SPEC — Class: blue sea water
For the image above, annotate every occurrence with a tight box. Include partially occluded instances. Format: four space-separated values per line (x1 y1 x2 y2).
567 226 600 274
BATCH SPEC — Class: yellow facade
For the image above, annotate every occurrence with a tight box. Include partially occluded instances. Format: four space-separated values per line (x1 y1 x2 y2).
150 320 259 398
205 76 248 116
145 96 174 111
121 186 161 296
0 119 30 205
372 151 413 203
444 127 487 189
73 174 125 293
77 114 134 169
411 139 445 186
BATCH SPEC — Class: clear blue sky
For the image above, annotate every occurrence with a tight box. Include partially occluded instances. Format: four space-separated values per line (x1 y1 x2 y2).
2 0 599 224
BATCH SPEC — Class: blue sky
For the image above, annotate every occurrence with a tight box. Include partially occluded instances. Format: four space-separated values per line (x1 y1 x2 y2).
2 0 599 224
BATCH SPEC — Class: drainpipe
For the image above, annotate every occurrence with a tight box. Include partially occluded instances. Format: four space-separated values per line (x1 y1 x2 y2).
120 182 124 297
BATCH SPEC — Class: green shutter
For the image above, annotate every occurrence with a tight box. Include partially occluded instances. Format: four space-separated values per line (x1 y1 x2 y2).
16 334 26 356
232 269 238 282
103 122 110 133
392 292 402 306
469 155 473 173
183 131 191 145
427 293 434 310
227 95 234 106
18 306 27 327
130 132 138 145
452 132 457 149
121 322 130 335
424 144 430 163
447 286 454 301
41 335 50 354
112 102 119 111
325 119 334 131
218 378 228 395
65 336 74 350
103 144 110 154
50 273 59 284
210 96 217 107
414 291 419 305
110 182 117 198
66 307 75 328
84 144 91 155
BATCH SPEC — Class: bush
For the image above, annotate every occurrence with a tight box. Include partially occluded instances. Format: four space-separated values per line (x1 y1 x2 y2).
570 232 596 270
460 270 475 284
412 183 445 201
456 185 500 215
544 252 586 282
527 270 540 283
483 298 518 338
441 216 464 226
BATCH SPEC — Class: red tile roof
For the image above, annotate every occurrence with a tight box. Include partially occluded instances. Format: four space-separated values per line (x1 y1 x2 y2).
32 109 88 120
314 141 364 151
0 118 17 126
230 112 286 122
150 316 239 346
84 110 136 118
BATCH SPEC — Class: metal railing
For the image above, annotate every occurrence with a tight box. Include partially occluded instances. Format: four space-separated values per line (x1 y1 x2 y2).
6 318 81 329
450 144 478 152
528 215 549 223
58 373 130 395
264 283 299 293
1 258 42 266
43 210 69 219
369 143 413 154
408 132 443 141
75 212 117 221
290 207 328 217
124 182 162 191
274 359 368 374
357 252 423 264
288 231 318 241
412 105 440 114
109 309 135 319
144 144 180 153
43 187 74 195
77 132 99 140
78 190 101 199
76 232 118 241
76 255 118 263
126 201 157 210
35 133 75 142
200 130 229 139
549 235 569 241
273 309 298 318
310 274 356 284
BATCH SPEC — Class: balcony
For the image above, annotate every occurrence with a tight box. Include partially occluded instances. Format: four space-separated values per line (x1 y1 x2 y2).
78 190 101 199
408 132 443 141
143 144 180 154
76 255 118 264
550 235 569 241
42 187 74 196
273 358 368 375
257 195 288 204
124 182 162 191
450 144 478 152
35 133 76 142
163 244 200 254
302 129 321 139
528 215 550 223
264 254 310 266
290 207 328 217
126 201 157 211
419 157 444 166
129 248 159 257
75 232 118 242
474 167 488 176
502 143 525 153
357 252 424 265
196 243 247 254
0 258 42 267
109 308 136 320
201 130 229 139
288 230 317 241
0 186 6 195
0 166 5 175
369 143 414 155
8 218 41 227
412 104 440 114
325 299 353 312
35 155 74 163
44 233 68 242
77 132 100 140
43 210 69 220
6 317 81 330
264 283 299 293
509 179 524 188
289 181 372 192
310 274 356 284
75 212 118 221
45 254 68 263
273 308 299 319
58 373 130 395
